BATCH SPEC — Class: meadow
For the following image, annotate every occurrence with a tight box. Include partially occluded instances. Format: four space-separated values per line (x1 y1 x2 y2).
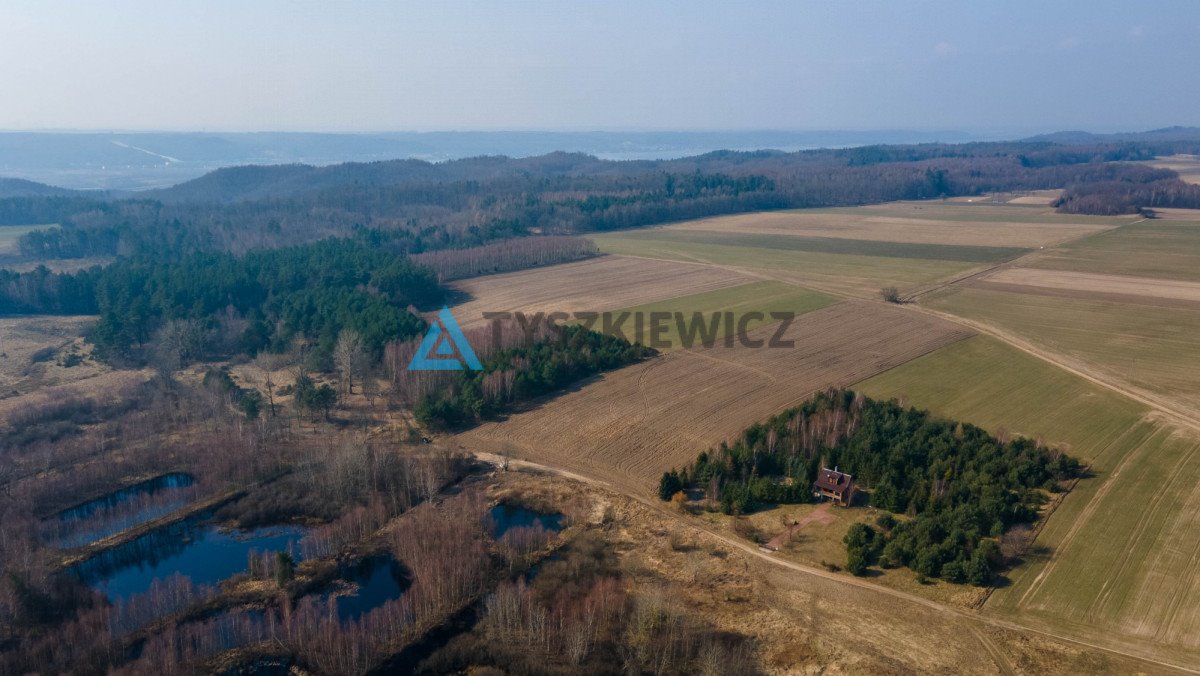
0 224 54 254
858 335 1200 662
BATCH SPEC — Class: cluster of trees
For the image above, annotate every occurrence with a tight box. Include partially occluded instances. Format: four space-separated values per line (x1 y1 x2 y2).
1055 176 1200 215
665 389 1081 584
410 235 598 281
1 234 442 365
411 324 655 429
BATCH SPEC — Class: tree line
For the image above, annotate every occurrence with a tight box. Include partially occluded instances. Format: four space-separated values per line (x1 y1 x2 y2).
662 389 1081 585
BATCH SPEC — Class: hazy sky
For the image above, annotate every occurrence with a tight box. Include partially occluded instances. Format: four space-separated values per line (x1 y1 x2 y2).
2 0 1198 133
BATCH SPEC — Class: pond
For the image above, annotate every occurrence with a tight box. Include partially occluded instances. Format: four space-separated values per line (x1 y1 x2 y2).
72 514 305 604
50 473 199 548
488 503 563 539
57 473 196 522
327 554 410 622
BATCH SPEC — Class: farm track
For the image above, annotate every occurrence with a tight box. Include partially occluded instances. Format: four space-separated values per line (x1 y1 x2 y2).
478 452 1199 674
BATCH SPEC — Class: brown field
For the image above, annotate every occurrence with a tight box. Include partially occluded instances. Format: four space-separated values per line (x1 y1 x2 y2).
454 301 972 495
979 268 1200 308
447 255 753 329
1145 154 1200 185
654 204 1110 248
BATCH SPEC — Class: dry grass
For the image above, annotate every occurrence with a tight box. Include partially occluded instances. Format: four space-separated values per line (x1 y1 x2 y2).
980 268 1200 306
454 301 972 496
1143 154 1200 185
0 316 151 417
494 464 1175 673
447 255 753 329
652 202 1110 247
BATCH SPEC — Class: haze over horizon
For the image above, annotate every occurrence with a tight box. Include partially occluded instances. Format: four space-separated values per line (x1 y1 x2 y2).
3 0 1198 133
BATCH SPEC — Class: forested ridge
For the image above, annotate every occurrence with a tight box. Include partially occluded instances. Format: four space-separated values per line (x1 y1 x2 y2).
6 137 1200 263
663 390 1081 585
5 135 1200 365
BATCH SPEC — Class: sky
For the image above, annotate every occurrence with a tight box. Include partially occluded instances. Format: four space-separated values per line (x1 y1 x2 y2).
2 0 1198 133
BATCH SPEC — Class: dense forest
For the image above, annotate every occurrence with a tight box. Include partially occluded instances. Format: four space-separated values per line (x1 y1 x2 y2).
663 390 1081 585
1 234 441 365
410 324 655 429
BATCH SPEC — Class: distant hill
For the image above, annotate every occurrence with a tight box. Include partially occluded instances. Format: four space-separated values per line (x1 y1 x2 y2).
1024 126 1200 145
0 129 980 192
0 177 86 199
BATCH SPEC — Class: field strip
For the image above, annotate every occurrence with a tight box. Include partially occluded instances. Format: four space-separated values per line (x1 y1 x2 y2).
448 255 755 329
982 268 1200 303
473 452 1199 674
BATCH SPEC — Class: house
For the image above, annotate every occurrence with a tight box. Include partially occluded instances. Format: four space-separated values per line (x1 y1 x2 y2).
812 467 856 506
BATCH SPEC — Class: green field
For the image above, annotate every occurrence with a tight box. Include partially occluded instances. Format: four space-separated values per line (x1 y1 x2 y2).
591 234 971 297
601 228 1029 262
928 286 1200 414
1028 220 1200 282
605 280 837 350
857 335 1146 464
858 335 1200 657
0 224 54 254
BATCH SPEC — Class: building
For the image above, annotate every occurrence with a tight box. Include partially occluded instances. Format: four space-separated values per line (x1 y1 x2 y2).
812 467 856 506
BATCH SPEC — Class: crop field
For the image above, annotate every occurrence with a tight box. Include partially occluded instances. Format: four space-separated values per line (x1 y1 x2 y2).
978 268 1200 309
604 280 836 350
1026 219 1200 282
659 202 1107 247
928 287 1200 416
591 235 971 298
453 300 972 495
447 255 754 329
857 335 1200 662
1144 154 1200 185
0 224 53 254
857 335 1147 464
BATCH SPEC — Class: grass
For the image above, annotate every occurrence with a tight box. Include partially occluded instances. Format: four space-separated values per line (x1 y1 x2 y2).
605 280 837 350
927 286 1200 414
600 228 1030 263
0 224 55 253
1027 220 1200 282
591 234 971 297
856 335 1146 463
858 335 1200 657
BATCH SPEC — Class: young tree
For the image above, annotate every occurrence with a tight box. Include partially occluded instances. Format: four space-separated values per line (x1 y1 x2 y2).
333 329 365 397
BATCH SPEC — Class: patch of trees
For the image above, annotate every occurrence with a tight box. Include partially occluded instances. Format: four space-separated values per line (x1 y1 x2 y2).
1 235 442 365
1055 176 1200 215
410 235 598 281
410 324 655 429
666 389 1081 585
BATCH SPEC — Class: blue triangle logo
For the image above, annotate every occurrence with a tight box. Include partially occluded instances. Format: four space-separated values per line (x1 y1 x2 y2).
408 307 483 371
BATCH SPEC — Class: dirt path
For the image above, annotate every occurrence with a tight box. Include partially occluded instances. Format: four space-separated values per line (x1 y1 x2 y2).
475 452 1197 674
761 501 833 551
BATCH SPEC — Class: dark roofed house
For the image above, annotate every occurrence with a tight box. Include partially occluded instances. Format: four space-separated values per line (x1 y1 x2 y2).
812 467 856 507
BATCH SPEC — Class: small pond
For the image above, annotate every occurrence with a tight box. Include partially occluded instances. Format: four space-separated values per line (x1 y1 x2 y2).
328 554 410 622
50 473 199 548
488 503 563 539
73 514 305 603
